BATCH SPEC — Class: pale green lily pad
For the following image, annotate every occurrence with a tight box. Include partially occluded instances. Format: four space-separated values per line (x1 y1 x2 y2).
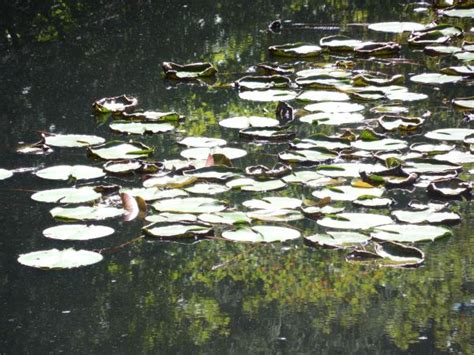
120 187 188 201
18 249 103 269
296 90 350 102
428 178 471 197
178 137 226 148
283 170 340 187
368 21 425 33
89 142 153 160
404 159 462 174
43 224 114 240
317 213 393 230
183 167 241 182
296 67 351 79
247 209 303 222
371 224 452 242
180 147 247 160
455 51 474 62
198 212 250 225
302 205 345 216
387 91 428 101
143 223 212 238
410 73 463 85
300 112 365 126
441 8 474 18
239 89 297 102
295 77 350 90
235 75 291 90
304 101 365 113
269 43 322 57
392 209 461 224
143 174 197 189
103 160 142 174
317 163 386 178
243 196 302 210
352 74 404 87
434 150 474 164
121 110 181 122
319 35 364 51
222 225 300 243
305 231 370 248
354 42 401 56
441 66 474 76
410 143 454 154
353 197 393 208
152 197 226 214
279 149 337 164
109 122 175 135
36 165 105 181
50 206 124 221
452 98 474 110
185 183 230 195
162 61 217 79
378 115 425 131
219 116 279 130
226 178 286 192
351 138 408 151
32 187 101 204
44 134 105 148
313 185 384 201
239 127 295 141
0 168 13 180
291 137 350 151
93 95 137 114
373 242 424 268
146 213 197 223
425 128 474 142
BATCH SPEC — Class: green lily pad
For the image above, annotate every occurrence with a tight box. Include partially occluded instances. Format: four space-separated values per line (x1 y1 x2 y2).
120 187 188 201
296 67 351 79
18 249 103 269
32 187 101 204
183 166 241 182
424 45 462 55
354 42 401 56
353 197 393 208
143 222 212 238
295 77 350 90
374 242 424 267
0 168 13 180
434 150 474 164
441 66 474 77
109 122 175 135
441 8 474 18
198 212 251 225
279 149 337 164
121 111 181 122
43 224 114 241
44 134 105 148
36 165 105 181
410 143 454 154
387 91 428 101
239 89 297 102
378 115 424 131
404 159 462 174
185 183 230 195
319 35 364 51
300 112 365 126
291 137 350 151
452 97 474 110
219 116 279 130
222 225 300 243
302 205 345 217
235 75 291 90
317 213 393 230
351 138 408 151
297 90 350 102
50 206 124 221
93 95 137 114
103 160 142 174
317 163 386 178
178 137 226 148
282 170 340 187
427 178 471 197
313 185 384 201
143 174 197 189
247 209 303 222
180 147 246 160
152 197 226 214
245 163 291 181
304 101 365 113
239 127 295 141
370 105 408 114
146 213 197 224
371 224 452 242
162 61 217 79
410 73 463 85
455 51 474 62
425 128 474 142
392 209 461 224
269 43 322 57
243 196 302 210
368 21 425 33
305 231 370 248
226 178 286 192
352 74 404 87
89 141 153 160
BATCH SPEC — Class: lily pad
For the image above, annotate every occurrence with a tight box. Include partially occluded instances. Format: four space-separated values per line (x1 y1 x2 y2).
428 178 472 197
279 149 337 164
239 89 297 102
368 21 425 33
226 178 286 192
32 187 101 204
18 249 103 269
43 224 114 241
351 138 408 151
143 174 197 189
371 224 452 242
89 141 153 160
36 165 105 181
313 185 384 201
103 160 142 174
353 197 393 208
183 166 241 182
319 35 364 51
239 127 295 141
374 242 425 268
317 163 386 178
93 95 137 114
143 222 212 238
247 209 303 222
222 225 300 243
354 42 401 56
198 212 251 225
305 101 365 113
269 43 322 57
0 168 13 180
146 213 197 224
300 112 365 126
180 147 246 160
121 111 181 122
109 122 175 135
452 97 474 110
392 209 461 224
120 187 188 201
404 158 462 174
219 116 279 129
297 90 350 102
425 128 474 142
235 75 291 90
178 137 226 148
50 206 124 221
378 115 424 131
243 196 302 210
441 8 474 18
245 163 291 180
410 73 463 85
305 231 370 248
152 197 226 214
184 183 230 195
43 134 105 148
387 91 428 102
410 143 454 154
317 213 393 230
352 74 404 87
162 61 217 79
434 150 474 164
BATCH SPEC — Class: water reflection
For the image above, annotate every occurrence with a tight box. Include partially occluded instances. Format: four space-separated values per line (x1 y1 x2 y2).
1 0 473 353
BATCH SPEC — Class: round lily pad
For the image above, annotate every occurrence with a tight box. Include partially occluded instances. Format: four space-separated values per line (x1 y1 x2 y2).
279 149 337 164
319 35 364 51
387 91 428 101
441 8 474 18
317 213 393 230
43 224 114 240
109 122 175 135
44 134 105 148
410 73 463 85
0 168 13 180
425 128 474 142
243 196 302 210
178 137 227 148
180 147 247 160
269 43 322 57
378 115 424 131
368 21 425 33
300 112 365 126
313 185 384 201
305 231 370 248
297 90 350 102
198 212 251 225
152 197 226 214
317 163 386 178
32 187 101 204
36 165 105 181
353 197 393 208
93 95 137 114
219 116 279 130
305 101 365 113
410 143 454 154
434 150 474 164
371 224 452 242
162 61 217 79
222 225 300 243
247 209 303 222
226 178 286 192
452 98 474 110
50 206 124 221
146 213 197 224
143 223 212 238
239 89 297 102
351 138 408 151
18 249 103 269
103 160 142 174
183 166 240 182
89 142 153 160
392 209 461 224
143 174 197 189
120 187 188 201
184 183 230 195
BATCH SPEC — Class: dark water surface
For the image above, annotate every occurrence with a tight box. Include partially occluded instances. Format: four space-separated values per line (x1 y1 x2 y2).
1 1 473 353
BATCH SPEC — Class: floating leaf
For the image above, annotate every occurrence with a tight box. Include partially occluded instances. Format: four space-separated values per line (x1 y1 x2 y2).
317 163 386 178
373 241 425 268
352 74 404 87
50 206 124 221
279 149 337 164
178 137 226 148
248 209 303 222
354 42 401 56
43 224 114 241
297 90 350 102
240 127 295 141
452 97 474 110
428 178 472 197
441 8 474 18
121 111 181 122
162 61 217 79
185 183 230 195
143 174 197 189
378 115 424 131
368 21 425 33
300 112 365 126
269 43 322 57
320 35 364 51
317 213 393 230
32 187 101 204
410 73 463 85
392 209 461 224
120 187 188 201
146 213 197 224
103 160 142 174
219 116 279 130
434 150 474 164
222 225 300 243
243 196 302 210
296 67 351 79
198 212 250 225
283 170 340 187
313 185 384 201
404 158 462 174
143 222 212 238
410 143 454 154
371 224 451 242
441 66 474 77
387 91 428 101
306 231 370 248
18 249 103 269
239 89 297 102
353 197 393 208
180 147 247 160
226 178 286 192
89 141 153 160
109 122 175 135
0 168 13 180
152 197 226 214
425 128 474 142
305 101 365 113
424 45 462 55
43 134 105 148
351 138 407 151
93 95 138 114
183 166 241 182
36 165 105 181
235 75 291 90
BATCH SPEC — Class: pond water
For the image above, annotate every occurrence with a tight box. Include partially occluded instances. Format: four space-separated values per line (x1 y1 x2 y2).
1 1 473 353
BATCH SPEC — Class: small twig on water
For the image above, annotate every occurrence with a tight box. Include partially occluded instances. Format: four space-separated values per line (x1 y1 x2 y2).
95 235 145 254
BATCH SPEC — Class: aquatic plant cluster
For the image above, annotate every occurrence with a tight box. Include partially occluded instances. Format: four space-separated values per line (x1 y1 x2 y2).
4 2 473 269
